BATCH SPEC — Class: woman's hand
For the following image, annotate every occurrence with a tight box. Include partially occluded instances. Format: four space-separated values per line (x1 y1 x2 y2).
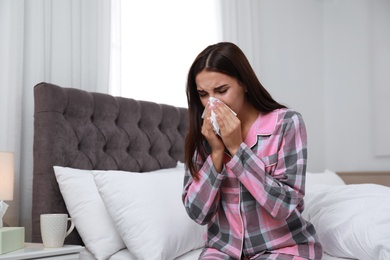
212 101 242 156
201 103 225 172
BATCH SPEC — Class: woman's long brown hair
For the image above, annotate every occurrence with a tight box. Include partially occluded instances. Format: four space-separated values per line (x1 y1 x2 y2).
185 42 286 180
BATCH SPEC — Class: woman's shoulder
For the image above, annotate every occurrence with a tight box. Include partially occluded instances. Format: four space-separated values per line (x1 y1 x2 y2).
273 108 305 126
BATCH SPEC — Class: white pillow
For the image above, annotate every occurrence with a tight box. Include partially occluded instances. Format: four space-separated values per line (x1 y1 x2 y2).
92 166 206 260
53 166 126 260
305 169 346 188
303 183 390 260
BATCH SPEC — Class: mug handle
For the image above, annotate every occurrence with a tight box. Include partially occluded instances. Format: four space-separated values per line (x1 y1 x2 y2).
65 218 75 237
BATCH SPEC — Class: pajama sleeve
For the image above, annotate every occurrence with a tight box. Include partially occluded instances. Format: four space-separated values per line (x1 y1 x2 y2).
182 154 227 225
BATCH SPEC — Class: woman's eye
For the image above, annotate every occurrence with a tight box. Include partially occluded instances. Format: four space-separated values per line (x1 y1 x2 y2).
219 89 228 94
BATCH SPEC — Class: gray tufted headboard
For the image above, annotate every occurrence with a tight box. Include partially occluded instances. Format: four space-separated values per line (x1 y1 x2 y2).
32 82 188 245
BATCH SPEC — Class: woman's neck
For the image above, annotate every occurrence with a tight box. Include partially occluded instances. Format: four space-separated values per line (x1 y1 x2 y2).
239 104 260 141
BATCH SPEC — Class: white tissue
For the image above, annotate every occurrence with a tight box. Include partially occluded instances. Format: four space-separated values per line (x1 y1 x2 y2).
201 97 236 136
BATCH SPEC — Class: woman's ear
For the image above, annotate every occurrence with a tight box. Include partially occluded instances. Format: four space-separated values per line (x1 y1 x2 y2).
239 81 247 92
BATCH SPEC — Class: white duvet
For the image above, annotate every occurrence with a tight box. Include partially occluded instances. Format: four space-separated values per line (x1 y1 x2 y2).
54 166 390 260
79 248 346 260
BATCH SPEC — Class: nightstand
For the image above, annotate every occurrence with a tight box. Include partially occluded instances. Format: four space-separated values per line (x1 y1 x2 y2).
0 243 84 260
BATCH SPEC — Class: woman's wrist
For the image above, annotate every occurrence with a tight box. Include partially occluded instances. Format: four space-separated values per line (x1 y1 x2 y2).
211 150 224 173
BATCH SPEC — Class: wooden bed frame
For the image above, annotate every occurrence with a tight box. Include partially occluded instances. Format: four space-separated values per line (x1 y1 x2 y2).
337 171 390 187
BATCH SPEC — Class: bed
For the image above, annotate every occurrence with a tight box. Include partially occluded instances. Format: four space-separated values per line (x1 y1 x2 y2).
32 82 390 260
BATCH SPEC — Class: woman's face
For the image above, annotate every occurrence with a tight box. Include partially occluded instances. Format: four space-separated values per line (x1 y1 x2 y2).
195 70 246 115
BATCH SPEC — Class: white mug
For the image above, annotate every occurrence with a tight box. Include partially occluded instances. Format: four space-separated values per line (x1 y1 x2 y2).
40 214 75 248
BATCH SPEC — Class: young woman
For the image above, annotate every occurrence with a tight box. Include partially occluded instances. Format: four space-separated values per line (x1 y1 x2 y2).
182 42 322 260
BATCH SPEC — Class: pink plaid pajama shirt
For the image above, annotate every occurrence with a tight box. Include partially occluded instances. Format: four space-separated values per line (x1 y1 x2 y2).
182 108 322 260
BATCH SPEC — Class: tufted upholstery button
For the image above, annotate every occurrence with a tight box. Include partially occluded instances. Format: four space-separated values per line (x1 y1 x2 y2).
126 145 132 153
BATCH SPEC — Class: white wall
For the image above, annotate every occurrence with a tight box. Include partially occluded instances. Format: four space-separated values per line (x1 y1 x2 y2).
323 0 390 171
223 0 390 172
371 1 390 157
253 1 326 172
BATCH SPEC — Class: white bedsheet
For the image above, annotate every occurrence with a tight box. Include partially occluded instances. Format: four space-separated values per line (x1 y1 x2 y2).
79 248 202 260
79 248 346 260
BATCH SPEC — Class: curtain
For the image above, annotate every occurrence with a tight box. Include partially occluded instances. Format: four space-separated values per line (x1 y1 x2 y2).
0 0 24 230
219 0 260 68
0 0 113 241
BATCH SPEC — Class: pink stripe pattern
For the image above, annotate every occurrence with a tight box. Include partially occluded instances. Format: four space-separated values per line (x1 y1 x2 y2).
182 108 322 259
